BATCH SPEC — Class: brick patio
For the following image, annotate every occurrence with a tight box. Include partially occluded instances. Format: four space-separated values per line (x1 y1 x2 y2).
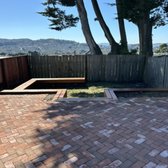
0 95 168 168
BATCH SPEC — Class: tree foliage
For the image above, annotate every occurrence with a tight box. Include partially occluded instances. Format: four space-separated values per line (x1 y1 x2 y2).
39 0 79 31
40 0 102 55
155 43 168 53
121 0 168 56
39 0 168 56
122 0 168 27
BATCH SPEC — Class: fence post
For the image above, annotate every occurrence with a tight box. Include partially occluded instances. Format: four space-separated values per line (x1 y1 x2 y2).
162 56 168 88
85 55 88 82
0 59 5 89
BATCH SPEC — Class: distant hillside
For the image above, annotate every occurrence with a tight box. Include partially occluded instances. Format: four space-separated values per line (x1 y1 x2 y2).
0 38 90 55
0 38 167 56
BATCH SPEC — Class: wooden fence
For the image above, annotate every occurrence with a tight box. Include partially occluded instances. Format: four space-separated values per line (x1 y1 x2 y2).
1 55 168 89
28 55 146 82
28 55 86 78
144 56 168 88
87 55 145 82
0 56 29 89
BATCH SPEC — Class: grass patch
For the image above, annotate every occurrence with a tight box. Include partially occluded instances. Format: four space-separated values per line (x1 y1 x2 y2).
68 86 104 98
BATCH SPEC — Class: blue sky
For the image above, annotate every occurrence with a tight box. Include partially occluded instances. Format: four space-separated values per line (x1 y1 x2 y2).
0 0 168 44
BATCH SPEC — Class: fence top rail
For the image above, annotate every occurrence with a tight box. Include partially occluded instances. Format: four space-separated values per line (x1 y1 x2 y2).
28 54 144 57
0 55 27 60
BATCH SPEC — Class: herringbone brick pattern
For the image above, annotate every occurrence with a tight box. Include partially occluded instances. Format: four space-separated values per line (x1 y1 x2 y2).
0 95 168 168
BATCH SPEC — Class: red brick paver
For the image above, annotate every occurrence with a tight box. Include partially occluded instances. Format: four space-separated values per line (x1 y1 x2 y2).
0 95 168 167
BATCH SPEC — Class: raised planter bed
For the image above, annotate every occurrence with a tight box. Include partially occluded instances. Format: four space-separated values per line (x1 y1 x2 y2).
0 77 86 101
104 88 168 100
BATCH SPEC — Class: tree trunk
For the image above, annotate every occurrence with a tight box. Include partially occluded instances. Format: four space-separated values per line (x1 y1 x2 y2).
116 0 129 54
91 0 120 54
76 0 102 55
138 19 153 57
